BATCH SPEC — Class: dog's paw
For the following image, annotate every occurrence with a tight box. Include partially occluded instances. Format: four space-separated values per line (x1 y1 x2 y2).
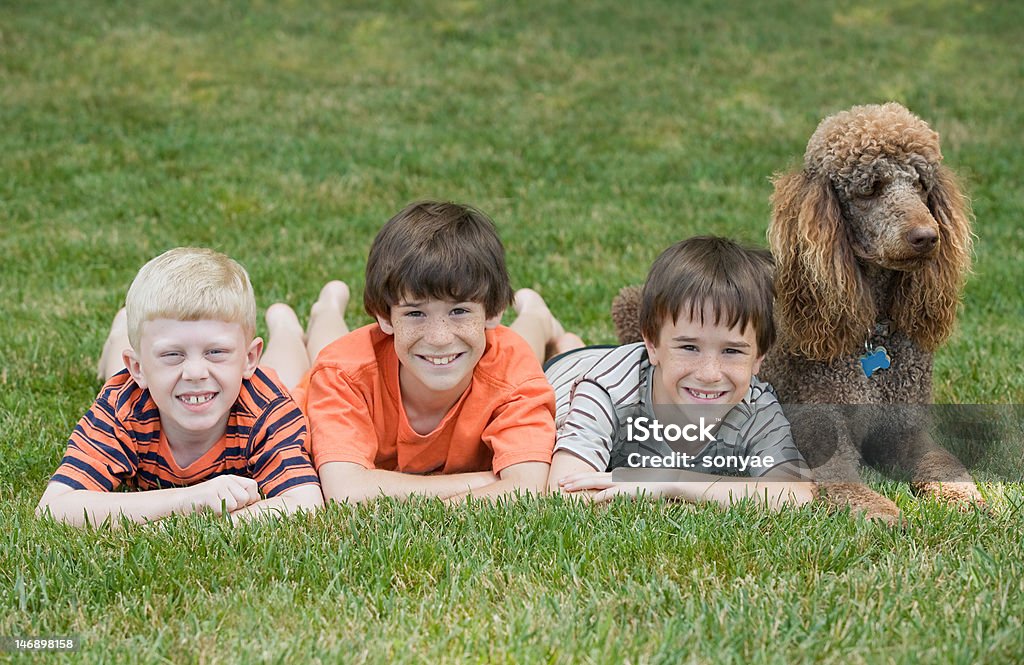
861 505 903 526
818 482 903 525
912 480 990 514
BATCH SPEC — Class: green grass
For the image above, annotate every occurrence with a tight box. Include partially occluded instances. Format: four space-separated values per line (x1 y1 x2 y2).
4 497 1023 663
1 0 1022 662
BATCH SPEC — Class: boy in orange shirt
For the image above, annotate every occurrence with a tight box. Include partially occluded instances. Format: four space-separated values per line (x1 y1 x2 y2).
37 248 324 526
285 201 572 503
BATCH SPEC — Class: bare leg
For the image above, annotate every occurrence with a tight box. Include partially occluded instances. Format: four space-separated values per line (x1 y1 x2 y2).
98 308 130 380
261 304 309 390
553 332 585 356
510 289 576 364
306 281 350 363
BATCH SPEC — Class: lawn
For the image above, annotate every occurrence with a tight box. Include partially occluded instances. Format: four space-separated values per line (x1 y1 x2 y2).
1 0 1022 662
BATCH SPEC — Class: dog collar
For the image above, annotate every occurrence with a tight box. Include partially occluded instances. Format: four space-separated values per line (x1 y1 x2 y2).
860 322 893 378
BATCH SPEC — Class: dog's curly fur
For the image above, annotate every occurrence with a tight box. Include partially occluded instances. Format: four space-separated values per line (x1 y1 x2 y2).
612 103 985 522
769 102 972 361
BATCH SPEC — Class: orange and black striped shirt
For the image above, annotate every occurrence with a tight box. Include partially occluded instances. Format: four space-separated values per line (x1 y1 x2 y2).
51 367 320 497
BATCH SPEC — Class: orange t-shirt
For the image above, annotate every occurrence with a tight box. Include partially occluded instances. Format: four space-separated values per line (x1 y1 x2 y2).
297 324 555 474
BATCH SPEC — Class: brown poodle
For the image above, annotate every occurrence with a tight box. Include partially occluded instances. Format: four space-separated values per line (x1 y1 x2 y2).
612 103 985 522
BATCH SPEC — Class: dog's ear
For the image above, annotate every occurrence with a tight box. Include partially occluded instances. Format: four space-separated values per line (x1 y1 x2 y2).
769 169 872 360
892 165 973 350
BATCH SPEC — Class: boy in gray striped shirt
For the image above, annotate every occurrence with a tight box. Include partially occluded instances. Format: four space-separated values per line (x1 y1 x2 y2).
545 237 814 510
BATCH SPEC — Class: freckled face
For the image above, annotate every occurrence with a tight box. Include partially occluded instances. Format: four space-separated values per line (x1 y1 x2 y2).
644 307 763 410
124 319 262 448
377 299 500 404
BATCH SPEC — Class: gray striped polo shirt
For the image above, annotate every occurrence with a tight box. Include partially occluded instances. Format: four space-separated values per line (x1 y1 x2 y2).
544 343 805 475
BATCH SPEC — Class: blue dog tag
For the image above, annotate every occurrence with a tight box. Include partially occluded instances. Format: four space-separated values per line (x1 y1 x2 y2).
860 346 891 378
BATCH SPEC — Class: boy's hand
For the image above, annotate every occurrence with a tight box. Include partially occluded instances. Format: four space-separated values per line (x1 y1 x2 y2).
557 471 614 493
558 472 672 503
590 482 671 503
184 475 261 514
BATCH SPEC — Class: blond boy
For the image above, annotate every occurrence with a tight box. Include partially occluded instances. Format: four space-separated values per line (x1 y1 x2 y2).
37 248 323 526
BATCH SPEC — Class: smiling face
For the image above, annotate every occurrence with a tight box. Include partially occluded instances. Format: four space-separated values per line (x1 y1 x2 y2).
644 305 764 411
123 319 262 450
377 298 499 409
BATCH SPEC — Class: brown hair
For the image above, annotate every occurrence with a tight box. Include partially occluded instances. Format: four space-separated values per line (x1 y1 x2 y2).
364 201 515 319
769 103 972 359
639 236 775 354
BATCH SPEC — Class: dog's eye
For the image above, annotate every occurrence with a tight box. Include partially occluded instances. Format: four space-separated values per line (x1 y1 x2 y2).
857 181 880 198
912 179 926 193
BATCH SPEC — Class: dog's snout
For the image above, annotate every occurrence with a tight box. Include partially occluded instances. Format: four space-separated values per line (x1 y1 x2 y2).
907 226 939 254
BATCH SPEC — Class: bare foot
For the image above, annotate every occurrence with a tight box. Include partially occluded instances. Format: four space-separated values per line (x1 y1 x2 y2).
307 280 350 361
309 281 350 328
513 288 564 342
97 308 129 380
265 303 304 340
262 303 308 389
553 332 585 355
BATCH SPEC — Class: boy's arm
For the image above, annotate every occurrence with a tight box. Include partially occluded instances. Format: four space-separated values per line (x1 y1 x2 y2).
36 476 261 527
576 379 813 509
658 382 814 509
559 384 816 511
546 377 621 493
39 385 265 526
229 483 324 521
447 461 550 503
319 461 498 503
240 392 324 516
667 462 815 509
548 450 602 496
441 374 557 504
308 373 498 502
560 462 815 510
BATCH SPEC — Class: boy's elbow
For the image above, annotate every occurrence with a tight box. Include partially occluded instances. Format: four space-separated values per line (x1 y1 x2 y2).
773 482 816 510
511 475 547 495
35 484 74 522
322 480 373 505
284 484 326 512
532 477 551 495
499 461 549 495
303 487 326 511
794 482 817 507
34 499 52 520
35 501 86 527
318 462 374 504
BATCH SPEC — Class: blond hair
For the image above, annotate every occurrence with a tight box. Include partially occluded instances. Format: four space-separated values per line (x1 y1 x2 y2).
125 247 256 349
